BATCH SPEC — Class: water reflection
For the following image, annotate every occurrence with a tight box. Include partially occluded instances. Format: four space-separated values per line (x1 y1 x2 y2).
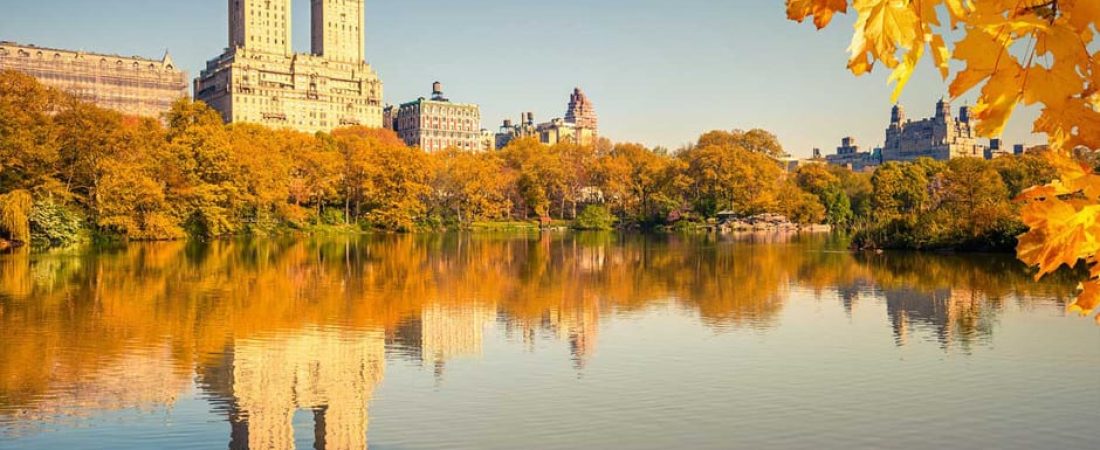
200 328 384 450
0 232 1081 448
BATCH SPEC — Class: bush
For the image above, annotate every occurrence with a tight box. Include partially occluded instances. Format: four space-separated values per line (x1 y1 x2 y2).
29 197 84 247
573 205 617 230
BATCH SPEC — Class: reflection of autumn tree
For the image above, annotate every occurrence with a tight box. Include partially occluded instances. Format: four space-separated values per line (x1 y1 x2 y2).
855 252 1077 349
0 233 1080 427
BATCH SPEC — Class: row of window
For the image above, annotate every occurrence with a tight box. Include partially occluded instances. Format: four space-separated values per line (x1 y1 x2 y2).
422 140 480 152
2 50 173 72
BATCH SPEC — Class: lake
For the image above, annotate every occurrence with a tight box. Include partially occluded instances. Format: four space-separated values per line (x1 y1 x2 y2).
1 232 1098 449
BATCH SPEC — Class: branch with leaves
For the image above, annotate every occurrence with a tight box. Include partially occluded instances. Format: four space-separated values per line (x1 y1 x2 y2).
788 0 1100 323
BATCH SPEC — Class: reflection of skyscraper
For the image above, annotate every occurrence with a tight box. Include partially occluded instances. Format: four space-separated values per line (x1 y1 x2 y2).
201 328 385 450
420 303 493 364
885 288 995 349
388 303 494 379
545 301 601 370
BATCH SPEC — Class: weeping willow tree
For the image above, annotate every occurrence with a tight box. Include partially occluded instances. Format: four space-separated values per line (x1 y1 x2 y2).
0 190 33 244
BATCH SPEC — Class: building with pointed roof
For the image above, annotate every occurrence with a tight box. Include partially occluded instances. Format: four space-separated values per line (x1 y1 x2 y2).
495 88 600 149
565 87 598 130
0 41 189 118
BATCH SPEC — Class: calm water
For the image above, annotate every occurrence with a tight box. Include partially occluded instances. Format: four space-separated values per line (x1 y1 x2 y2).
1 232 1098 450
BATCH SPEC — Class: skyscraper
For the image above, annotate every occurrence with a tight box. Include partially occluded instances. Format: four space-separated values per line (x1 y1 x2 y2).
194 0 384 133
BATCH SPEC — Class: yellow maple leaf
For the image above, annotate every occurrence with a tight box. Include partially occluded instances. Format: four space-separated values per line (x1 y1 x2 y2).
1063 0 1100 38
949 29 1014 98
787 0 849 29
972 63 1025 136
847 0 920 75
1068 280 1100 317
1018 199 1100 277
929 33 951 79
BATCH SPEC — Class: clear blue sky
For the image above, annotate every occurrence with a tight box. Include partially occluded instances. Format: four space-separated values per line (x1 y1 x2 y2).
1 0 1040 157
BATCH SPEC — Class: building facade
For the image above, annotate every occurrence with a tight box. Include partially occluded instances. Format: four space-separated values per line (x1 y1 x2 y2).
494 88 600 149
495 113 539 149
0 41 188 118
566 88 598 128
882 100 985 162
393 82 482 152
825 136 879 171
194 0 384 133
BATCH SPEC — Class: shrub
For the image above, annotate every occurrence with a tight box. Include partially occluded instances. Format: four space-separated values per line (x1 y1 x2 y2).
573 205 617 231
29 197 84 247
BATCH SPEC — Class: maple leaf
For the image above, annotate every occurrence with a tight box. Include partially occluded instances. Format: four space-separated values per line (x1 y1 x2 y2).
949 29 1014 98
787 0 849 29
1063 0 1100 38
972 63 1025 136
1068 280 1100 318
848 0 919 75
790 0 1100 324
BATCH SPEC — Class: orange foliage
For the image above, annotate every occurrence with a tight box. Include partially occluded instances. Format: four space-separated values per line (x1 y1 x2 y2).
787 0 1100 321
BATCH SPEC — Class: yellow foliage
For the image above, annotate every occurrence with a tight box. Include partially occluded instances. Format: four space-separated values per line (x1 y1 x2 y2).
0 190 32 243
788 0 1100 322
787 0 848 29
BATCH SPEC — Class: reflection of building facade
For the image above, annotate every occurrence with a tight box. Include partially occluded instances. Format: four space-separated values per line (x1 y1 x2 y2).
388 303 494 377
391 82 483 152
202 328 386 450
882 100 986 162
0 41 188 118
194 0 384 133
885 288 994 348
421 304 494 366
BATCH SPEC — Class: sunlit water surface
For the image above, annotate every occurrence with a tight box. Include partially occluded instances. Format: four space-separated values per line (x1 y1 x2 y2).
1 232 1098 450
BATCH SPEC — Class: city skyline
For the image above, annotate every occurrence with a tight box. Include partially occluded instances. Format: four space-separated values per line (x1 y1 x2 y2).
0 0 1043 156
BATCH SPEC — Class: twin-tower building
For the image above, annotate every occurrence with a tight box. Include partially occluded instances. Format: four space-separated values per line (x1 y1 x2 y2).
194 0 384 133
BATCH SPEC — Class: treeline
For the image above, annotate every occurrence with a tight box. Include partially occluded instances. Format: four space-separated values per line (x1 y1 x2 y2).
0 70 826 245
846 156 1059 251
0 70 1063 251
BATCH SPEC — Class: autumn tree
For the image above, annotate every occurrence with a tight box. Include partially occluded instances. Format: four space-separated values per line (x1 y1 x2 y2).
501 138 564 220
333 127 430 231
595 143 686 224
796 163 853 227
430 148 513 225
163 99 242 237
679 139 785 217
788 0 1100 320
0 70 63 195
552 142 597 219
696 129 788 158
94 116 182 239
